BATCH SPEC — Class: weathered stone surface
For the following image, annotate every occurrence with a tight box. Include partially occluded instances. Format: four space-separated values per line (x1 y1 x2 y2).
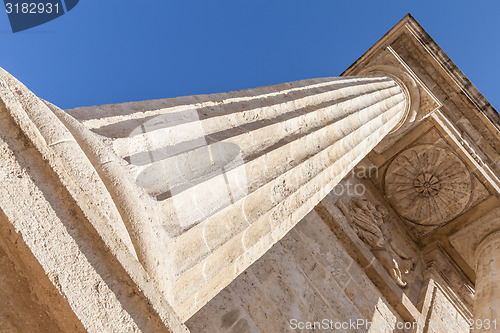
472 232 500 333
67 74 409 320
186 209 404 333
0 68 188 333
449 207 500 269
186 14 500 333
1 14 499 333
0 238 81 333
385 144 472 226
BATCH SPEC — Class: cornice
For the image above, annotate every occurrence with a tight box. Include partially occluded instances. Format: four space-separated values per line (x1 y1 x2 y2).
343 14 500 133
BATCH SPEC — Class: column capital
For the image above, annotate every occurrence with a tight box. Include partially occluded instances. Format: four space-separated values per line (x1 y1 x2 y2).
343 44 442 154
358 64 415 135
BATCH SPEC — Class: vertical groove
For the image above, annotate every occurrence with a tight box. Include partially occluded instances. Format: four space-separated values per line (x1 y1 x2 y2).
160 76 408 320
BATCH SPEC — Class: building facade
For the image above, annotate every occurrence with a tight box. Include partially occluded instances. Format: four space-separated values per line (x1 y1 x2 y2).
0 15 498 332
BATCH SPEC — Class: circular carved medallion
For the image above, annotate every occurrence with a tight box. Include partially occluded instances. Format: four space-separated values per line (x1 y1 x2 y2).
385 144 471 226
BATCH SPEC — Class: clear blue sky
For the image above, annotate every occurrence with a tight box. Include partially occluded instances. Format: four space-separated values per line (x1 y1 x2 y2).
0 1 498 110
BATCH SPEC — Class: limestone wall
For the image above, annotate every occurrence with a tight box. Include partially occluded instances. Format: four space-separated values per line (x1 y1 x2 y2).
424 287 470 333
186 205 404 332
185 170 475 333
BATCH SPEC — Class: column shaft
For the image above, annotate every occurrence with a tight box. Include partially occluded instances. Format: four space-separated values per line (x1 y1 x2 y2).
151 75 410 320
474 232 500 333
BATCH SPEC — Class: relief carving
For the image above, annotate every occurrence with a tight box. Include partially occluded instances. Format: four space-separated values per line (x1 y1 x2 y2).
338 198 414 288
385 144 472 226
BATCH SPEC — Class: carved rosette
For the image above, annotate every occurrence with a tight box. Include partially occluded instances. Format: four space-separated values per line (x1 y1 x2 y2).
385 144 472 226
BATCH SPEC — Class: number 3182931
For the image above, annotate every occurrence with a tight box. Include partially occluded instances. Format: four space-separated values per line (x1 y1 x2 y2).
5 2 60 14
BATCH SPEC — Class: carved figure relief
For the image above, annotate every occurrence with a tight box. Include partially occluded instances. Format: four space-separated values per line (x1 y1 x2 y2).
338 198 414 288
385 144 472 226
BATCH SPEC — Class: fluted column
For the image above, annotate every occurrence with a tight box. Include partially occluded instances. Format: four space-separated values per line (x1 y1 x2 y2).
473 231 500 333
0 67 189 332
150 75 411 319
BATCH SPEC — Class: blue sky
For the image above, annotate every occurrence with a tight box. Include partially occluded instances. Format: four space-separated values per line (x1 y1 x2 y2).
0 1 498 110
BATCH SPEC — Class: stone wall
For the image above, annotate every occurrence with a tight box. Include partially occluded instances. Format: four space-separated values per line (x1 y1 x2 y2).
0 242 75 333
186 201 404 332
424 286 470 333
186 171 475 333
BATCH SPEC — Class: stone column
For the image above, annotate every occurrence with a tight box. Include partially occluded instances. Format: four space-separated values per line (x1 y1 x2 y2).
0 68 189 332
473 231 500 333
156 75 411 319
0 68 411 325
